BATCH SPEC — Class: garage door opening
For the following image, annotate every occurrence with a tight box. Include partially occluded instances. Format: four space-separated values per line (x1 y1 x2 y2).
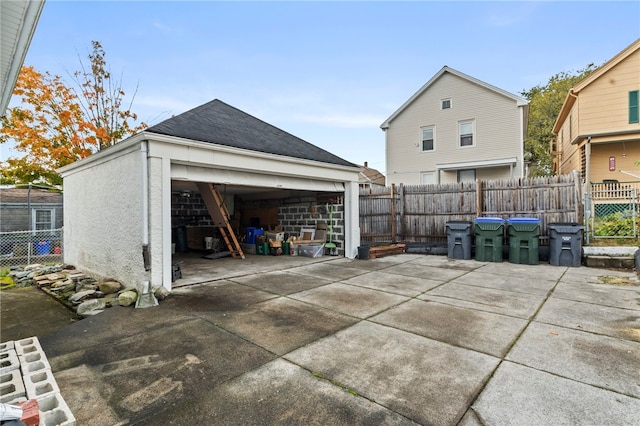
170 180 345 285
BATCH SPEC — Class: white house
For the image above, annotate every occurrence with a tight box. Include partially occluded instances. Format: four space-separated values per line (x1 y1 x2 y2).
381 66 529 185
1 0 45 114
59 100 361 291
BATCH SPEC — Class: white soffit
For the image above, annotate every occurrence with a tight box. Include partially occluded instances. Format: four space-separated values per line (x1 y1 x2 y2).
171 163 346 193
437 157 517 171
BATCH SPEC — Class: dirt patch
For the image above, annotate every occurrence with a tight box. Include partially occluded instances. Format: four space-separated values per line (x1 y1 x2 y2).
598 276 640 286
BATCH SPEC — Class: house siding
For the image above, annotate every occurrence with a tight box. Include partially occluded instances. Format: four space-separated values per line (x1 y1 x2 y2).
385 72 523 185
590 143 640 182
578 50 640 135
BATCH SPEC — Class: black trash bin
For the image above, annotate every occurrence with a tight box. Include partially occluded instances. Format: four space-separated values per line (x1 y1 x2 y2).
446 221 473 260
548 222 584 267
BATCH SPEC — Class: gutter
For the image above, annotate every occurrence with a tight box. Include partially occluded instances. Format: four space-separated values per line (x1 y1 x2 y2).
571 128 640 145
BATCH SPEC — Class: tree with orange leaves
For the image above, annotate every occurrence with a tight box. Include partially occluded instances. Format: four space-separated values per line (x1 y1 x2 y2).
1 41 146 186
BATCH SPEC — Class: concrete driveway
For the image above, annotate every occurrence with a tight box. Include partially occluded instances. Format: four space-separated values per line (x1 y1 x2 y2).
9 254 640 425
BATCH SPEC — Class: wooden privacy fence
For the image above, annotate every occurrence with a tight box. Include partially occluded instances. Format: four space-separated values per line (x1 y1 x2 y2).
359 171 583 245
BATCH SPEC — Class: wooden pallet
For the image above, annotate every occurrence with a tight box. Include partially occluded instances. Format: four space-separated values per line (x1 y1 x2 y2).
368 244 406 259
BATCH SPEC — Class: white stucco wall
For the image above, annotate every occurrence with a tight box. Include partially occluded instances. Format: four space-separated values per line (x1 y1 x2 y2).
61 141 148 289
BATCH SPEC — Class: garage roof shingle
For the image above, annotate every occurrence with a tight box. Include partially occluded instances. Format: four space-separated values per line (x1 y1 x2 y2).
146 99 355 167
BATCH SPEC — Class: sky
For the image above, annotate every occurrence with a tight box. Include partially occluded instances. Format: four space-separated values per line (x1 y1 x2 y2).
3 1 640 176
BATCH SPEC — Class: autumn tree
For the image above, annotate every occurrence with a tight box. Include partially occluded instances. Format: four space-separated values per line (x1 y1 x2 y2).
521 64 597 177
0 41 146 186
70 41 144 150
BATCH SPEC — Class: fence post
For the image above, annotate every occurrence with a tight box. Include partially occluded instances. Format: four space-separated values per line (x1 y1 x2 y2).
399 184 405 241
476 180 483 217
390 184 396 242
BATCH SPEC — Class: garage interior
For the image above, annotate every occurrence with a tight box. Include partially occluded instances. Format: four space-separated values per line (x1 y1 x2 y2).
170 179 345 286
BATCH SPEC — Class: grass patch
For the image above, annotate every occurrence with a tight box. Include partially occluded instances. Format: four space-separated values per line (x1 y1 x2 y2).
312 371 358 396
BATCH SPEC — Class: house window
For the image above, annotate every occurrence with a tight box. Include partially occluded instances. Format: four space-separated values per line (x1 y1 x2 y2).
33 209 54 230
441 98 452 110
459 120 474 147
421 127 435 151
630 90 639 124
421 172 435 184
457 169 476 183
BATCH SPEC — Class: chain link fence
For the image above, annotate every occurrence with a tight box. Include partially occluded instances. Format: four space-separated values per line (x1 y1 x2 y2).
586 188 638 242
0 228 63 270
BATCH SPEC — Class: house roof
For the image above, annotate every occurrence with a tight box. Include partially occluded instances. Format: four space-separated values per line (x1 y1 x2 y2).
552 38 640 135
380 66 528 129
0 187 62 204
1 0 46 115
358 163 385 186
146 99 356 168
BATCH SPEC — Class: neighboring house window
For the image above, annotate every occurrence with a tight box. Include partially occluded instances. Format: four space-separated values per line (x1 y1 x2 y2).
421 127 435 151
457 169 476 182
33 209 54 230
459 120 474 147
630 90 639 124
421 172 435 184
441 98 452 110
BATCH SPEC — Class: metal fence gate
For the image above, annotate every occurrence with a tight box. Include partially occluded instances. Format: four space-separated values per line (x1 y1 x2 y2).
586 188 638 242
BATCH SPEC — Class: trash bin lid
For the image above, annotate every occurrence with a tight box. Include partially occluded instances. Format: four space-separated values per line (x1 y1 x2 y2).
475 217 504 223
548 222 582 227
507 217 541 224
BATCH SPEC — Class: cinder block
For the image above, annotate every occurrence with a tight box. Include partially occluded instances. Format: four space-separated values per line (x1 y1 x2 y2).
0 341 15 351
0 369 27 403
18 350 47 366
0 349 21 374
14 337 43 356
23 369 59 399
20 357 51 375
37 392 76 426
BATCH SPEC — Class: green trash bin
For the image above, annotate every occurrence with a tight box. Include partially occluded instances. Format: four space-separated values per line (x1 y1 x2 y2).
474 217 504 262
507 218 541 265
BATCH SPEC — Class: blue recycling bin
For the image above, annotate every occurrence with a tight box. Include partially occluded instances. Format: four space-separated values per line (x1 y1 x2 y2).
35 240 51 255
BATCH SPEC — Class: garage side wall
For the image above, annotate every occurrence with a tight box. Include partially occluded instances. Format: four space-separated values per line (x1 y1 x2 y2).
63 145 146 288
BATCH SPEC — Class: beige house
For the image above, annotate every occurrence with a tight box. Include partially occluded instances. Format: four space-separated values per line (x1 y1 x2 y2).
381 66 529 185
552 38 640 184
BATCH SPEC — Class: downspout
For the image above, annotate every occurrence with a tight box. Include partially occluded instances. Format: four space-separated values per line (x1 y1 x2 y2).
141 141 150 271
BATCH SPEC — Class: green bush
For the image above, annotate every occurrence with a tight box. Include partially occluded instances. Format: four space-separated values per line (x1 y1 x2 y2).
593 212 637 237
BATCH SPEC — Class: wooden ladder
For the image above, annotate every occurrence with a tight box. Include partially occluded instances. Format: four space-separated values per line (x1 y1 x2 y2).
196 182 244 259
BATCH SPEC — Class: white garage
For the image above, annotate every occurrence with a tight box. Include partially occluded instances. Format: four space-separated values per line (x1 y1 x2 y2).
58 100 361 291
